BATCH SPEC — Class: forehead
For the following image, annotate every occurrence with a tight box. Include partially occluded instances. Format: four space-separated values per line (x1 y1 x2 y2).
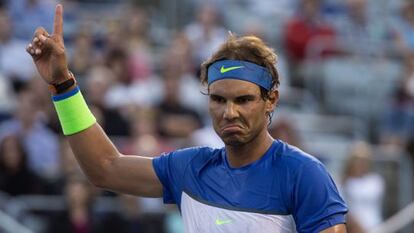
209 79 261 97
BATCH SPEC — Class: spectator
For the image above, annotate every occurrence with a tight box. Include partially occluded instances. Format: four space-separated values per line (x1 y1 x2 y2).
284 0 336 86
103 47 163 109
342 141 385 231
163 33 209 119
124 106 173 156
380 53 414 146
6 0 54 40
46 176 99 233
84 65 131 137
68 29 96 82
0 134 44 196
122 6 154 82
269 117 302 148
334 0 394 52
155 61 203 143
184 3 227 66
0 8 36 81
0 86 60 180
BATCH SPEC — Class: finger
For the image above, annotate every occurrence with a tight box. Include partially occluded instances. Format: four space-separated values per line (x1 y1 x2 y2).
33 27 49 48
38 34 53 49
33 27 49 38
38 34 64 54
35 48 42 55
26 43 34 56
33 36 42 47
53 4 63 36
26 44 36 57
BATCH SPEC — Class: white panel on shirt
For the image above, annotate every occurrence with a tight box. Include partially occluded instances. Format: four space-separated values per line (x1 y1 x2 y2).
181 192 297 233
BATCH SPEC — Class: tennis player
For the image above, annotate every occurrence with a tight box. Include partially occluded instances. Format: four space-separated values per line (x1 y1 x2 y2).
27 4 348 232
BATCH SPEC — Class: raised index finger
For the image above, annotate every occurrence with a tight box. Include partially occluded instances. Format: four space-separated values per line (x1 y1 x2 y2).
53 4 63 36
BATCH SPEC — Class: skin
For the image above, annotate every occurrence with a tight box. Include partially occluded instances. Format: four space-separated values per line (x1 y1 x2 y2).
26 4 347 232
208 79 277 167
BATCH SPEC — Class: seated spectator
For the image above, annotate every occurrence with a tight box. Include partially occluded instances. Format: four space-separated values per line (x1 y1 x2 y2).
156 63 203 143
122 6 154 82
6 0 54 40
84 65 131 137
46 175 99 233
123 106 173 156
103 47 163 109
284 0 336 86
380 53 414 146
184 3 227 66
0 134 44 196
0 8 36 82
334 0 394 51
0 86 59 180
68 29 96 82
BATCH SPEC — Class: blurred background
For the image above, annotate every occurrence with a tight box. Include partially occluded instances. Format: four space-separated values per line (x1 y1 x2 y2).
0 0 413 232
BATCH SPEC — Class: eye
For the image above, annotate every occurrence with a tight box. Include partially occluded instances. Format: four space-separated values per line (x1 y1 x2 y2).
235 96 254 104
210 95 226 104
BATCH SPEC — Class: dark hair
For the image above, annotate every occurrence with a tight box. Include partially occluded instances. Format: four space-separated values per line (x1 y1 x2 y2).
200 34 279 100
0 134 29 172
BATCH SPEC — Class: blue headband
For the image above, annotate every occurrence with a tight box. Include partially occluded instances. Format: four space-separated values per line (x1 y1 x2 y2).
207 60 273 91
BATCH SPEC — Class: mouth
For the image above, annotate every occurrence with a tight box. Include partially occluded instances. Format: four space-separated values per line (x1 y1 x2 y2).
221 124 243 134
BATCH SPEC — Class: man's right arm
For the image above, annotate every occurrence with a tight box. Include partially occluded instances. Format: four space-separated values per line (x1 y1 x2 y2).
68 123 163 197
26 4 163 197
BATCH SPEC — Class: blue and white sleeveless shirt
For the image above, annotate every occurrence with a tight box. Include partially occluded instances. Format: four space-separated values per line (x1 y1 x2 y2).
153 140 348 233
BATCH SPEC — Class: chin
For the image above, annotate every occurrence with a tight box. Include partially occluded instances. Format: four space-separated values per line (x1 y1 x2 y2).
221 135 248 146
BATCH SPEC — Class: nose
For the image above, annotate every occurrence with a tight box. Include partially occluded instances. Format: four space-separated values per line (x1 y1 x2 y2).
223 102 239 120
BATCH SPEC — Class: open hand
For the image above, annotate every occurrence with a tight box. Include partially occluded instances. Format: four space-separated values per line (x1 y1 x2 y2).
26 4 70 85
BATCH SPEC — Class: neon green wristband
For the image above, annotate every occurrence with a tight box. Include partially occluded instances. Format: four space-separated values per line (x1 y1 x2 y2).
52 86 96 136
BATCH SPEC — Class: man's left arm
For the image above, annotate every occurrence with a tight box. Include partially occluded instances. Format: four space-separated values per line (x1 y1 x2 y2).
292 161 348 232
320 224 347 233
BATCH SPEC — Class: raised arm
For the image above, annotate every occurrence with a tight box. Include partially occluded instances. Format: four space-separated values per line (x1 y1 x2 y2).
26 4 162 197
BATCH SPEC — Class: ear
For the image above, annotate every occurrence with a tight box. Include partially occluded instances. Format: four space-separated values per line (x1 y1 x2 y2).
265 90 279 113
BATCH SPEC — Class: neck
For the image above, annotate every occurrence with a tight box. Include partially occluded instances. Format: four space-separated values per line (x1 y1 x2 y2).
225 129 274 168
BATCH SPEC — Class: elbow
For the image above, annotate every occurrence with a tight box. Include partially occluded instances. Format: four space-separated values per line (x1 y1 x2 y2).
84 158 115 190
89 175 108 189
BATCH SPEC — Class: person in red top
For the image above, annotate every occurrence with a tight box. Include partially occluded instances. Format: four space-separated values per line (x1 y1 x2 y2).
284 0 336 62
284 0 336 86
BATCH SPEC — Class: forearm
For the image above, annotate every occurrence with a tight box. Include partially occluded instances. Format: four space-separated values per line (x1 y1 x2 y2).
65 113 162 196
67 123 120 187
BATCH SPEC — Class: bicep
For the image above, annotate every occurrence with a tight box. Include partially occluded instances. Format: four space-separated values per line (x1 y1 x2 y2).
320 224 347 233
105 155 163 197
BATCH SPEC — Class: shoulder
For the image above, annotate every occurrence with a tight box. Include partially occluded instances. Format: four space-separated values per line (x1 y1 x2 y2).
166 146 222 160
154 146 223 170
275 140 323 172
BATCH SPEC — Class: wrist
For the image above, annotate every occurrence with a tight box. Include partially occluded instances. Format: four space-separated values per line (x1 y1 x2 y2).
49 71 77 94
52 86 96 135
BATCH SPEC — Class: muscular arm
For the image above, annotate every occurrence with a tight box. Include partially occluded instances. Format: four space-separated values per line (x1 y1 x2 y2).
68 124 163 197
320 224 347 233
27 4 163 197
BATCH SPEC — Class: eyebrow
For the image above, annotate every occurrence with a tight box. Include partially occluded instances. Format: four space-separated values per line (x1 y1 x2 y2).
209 94 258 100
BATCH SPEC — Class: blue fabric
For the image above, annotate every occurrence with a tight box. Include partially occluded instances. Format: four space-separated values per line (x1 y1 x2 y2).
207 60 273 90
152 140 348 232
52 86 80 102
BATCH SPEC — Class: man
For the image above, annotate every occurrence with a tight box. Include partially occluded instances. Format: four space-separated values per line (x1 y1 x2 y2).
27 4 348 232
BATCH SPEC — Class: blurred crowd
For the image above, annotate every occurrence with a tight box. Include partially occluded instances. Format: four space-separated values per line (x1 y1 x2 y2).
1 0 414 232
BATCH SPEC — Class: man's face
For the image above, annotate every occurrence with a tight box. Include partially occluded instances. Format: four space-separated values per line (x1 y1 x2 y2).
208 79 276 146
